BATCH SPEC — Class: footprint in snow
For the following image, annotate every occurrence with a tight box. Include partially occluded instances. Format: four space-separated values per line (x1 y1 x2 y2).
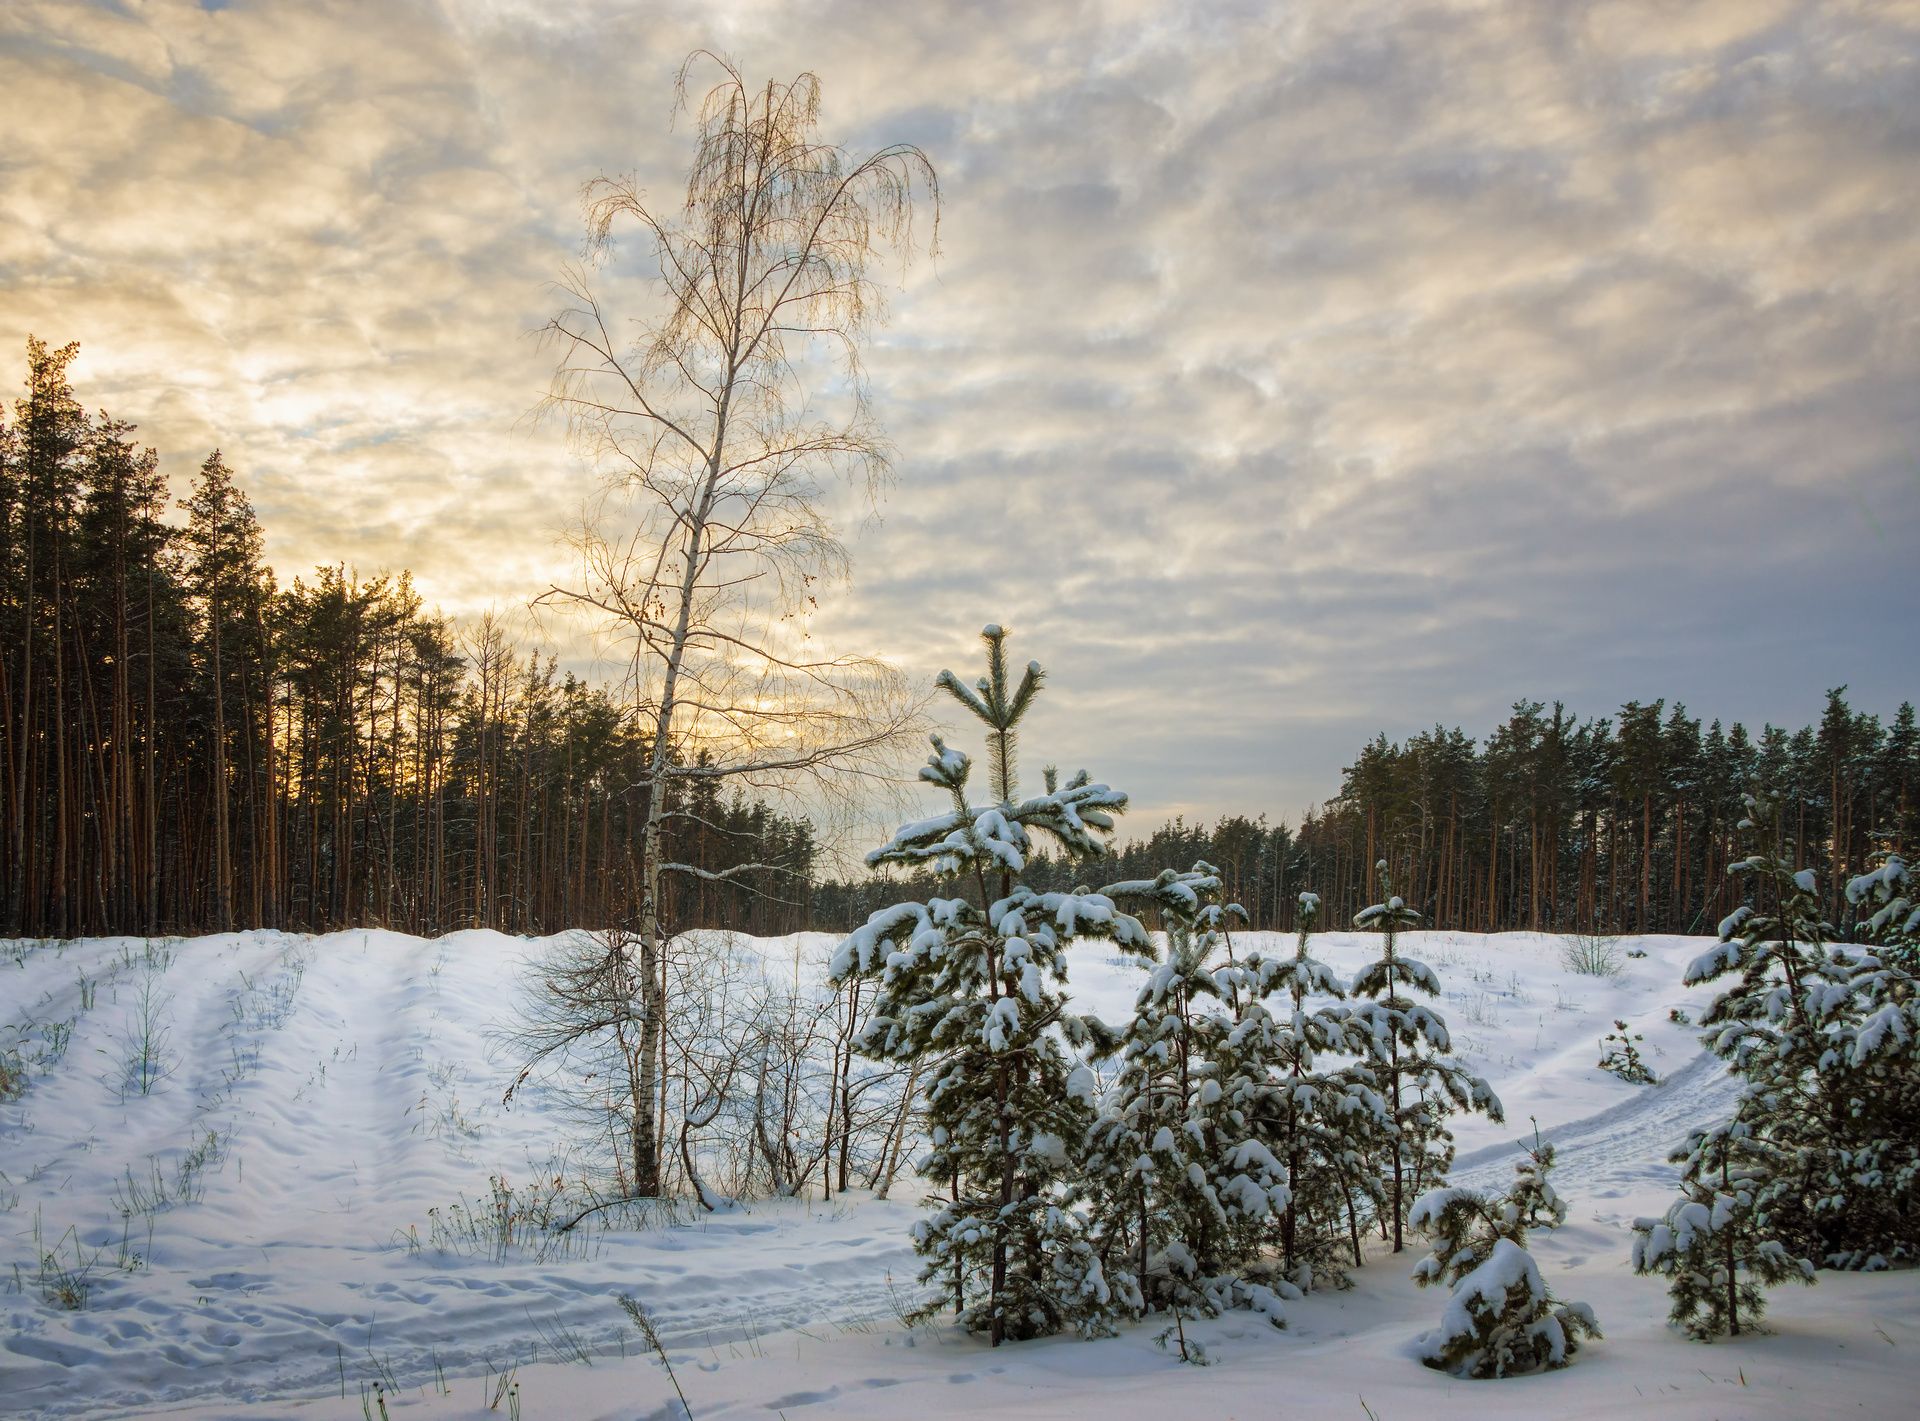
5 1335 100 1367
767 1387 840 1408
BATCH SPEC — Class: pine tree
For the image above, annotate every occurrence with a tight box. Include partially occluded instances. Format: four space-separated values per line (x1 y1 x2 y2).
831 625 1192 1344
1410 1130 1598 1377
1687 791 1917 1268
1506 1130 1568 1230
1632 1119 1813 1338
1083 868 1292 1332
1833 850 1920 1264
180 451 274 931
1882 703 1918 852
1349 862 1503 1251
74 416 176 931
1596 1019 1655 1084
1614 701 1668 931
1849 849 1918 969
1222 889 1385 1282
5 338 89 935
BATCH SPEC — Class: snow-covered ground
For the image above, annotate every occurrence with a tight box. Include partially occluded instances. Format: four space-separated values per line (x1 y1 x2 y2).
3 927 1916 1419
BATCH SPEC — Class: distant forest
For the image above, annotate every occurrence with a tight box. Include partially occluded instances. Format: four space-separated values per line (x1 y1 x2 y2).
1 338 816 939
5 339 1911 941
817 693 1917 939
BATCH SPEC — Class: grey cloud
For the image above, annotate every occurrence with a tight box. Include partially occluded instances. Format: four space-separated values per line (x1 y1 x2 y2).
2 0 1915 834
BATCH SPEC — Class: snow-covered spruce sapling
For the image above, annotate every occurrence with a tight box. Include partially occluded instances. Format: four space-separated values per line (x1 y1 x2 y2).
1597 1020 1655 1084
831 625 1200 1345
1631 1118 1812 1339
1349 862 1503 1252
1409 1129 1598 1377
1082 866 1292 1332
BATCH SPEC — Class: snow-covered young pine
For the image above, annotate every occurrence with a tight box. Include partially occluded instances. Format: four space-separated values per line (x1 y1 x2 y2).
1839 850 1920 1260
1684 792 1920 1271
1596 1019 1655 1085
1848 849 1918 971
1218 889 1387 1284
1082 868 1293 1341
1631 1119 1814 1339
829 625 1208 1346
1409 1130 1599 1378
1348 862 1502 1253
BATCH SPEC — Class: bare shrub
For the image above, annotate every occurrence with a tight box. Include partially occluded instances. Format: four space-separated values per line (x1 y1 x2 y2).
497 929 916 1219
1560 933 1623 979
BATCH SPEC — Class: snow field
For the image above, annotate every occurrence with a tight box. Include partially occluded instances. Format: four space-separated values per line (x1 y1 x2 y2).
2 927 1916 1419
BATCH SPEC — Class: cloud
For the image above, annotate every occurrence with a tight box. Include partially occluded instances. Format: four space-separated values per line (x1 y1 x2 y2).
2 0 1915 830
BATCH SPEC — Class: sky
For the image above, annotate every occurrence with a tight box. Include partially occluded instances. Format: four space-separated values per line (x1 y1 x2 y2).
2 0 1916 835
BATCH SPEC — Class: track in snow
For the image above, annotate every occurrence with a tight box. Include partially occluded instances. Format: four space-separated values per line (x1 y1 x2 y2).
1454 1047 1741 1213
1 928 1740 1418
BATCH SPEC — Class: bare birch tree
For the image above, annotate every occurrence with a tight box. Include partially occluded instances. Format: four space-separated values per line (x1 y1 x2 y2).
532 52 938 1197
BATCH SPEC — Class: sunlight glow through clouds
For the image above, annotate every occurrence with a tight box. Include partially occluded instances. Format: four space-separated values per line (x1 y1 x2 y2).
1 0 1915 825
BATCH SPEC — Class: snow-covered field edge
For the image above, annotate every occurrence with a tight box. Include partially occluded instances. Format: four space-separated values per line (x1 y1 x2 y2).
2 928 1916 1419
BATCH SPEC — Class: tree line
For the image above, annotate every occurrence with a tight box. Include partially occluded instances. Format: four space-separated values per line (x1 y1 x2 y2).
816 691 1917 938
830 627 1920 1363
1 337 817 940
9 332 1907 946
